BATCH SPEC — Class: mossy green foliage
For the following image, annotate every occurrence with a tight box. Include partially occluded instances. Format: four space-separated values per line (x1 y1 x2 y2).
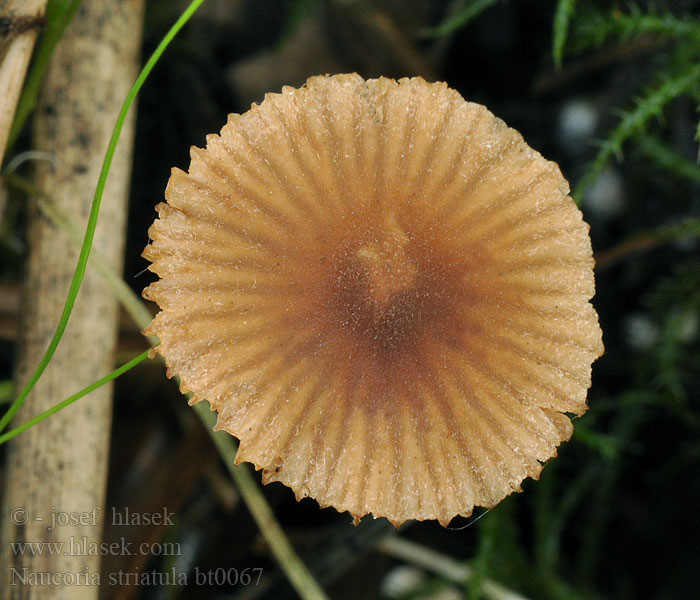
565 3 700 200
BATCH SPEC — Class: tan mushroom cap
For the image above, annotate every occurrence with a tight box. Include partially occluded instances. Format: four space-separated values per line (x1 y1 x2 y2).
143 73 604 527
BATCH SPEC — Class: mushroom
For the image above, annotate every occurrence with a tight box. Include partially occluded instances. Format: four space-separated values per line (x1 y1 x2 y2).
142 74 604 527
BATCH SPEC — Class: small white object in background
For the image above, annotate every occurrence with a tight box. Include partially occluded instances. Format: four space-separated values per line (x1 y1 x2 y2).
624 313 659 351
380 564 427 599
583 168 626 219
558 99 599 154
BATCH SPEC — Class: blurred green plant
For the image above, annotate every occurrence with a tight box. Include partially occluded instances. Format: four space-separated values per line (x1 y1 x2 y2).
422 0 499 38
552 0 578 69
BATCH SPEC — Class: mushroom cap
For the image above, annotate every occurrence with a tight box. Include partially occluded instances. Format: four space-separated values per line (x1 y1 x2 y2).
143 74 604 527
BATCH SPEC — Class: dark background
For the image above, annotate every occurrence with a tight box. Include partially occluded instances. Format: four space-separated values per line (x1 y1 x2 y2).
2 1 699 598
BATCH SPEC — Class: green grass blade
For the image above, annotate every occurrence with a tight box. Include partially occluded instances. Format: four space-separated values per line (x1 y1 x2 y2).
0 0 208 434
422 0 498 38
6 0 83 153
552 0 577 69
0 350 149 446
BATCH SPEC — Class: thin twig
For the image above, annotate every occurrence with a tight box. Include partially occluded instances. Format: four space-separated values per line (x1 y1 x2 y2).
595 217 700 271
377 535 529 600
532 34 659 96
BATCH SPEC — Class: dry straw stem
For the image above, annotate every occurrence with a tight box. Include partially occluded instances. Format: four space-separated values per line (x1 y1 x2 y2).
0 0 48 166
378 535 529 600
0 1 144 596
143 74 604 528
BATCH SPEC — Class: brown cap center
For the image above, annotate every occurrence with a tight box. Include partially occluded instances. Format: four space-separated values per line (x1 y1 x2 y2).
356 213 417 311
